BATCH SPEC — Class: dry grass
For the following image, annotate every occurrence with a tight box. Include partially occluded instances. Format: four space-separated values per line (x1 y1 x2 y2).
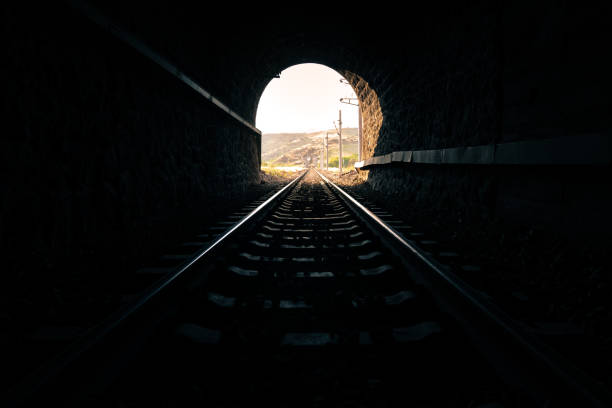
319 168 367 187
259 167 303 186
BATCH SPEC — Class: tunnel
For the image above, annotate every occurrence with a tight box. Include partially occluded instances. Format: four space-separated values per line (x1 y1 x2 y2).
3 1 612 406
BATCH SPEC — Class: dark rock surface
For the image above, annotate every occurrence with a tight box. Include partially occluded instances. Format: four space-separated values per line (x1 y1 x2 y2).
330 169 612 388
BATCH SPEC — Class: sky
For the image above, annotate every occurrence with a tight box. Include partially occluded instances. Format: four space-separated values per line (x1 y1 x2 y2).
255 63 359 134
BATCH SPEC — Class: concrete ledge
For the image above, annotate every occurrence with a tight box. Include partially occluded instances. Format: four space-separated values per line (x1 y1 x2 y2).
355 134 611 169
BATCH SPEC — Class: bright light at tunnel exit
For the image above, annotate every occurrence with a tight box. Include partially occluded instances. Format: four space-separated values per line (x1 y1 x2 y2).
255 63 358 134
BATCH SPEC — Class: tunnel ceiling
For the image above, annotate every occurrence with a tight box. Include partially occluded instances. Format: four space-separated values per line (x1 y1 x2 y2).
86 1 503 155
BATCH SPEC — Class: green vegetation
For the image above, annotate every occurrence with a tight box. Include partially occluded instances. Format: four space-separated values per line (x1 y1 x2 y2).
327 153 359 168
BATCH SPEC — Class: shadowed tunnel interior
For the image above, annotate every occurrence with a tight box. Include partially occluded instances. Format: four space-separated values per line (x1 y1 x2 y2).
2 0 612 405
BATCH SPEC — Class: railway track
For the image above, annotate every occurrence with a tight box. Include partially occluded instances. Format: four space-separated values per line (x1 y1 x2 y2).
6 169 611 407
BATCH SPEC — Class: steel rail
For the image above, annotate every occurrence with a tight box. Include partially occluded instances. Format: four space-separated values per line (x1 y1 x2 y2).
5 170 307 407
315 168 611 408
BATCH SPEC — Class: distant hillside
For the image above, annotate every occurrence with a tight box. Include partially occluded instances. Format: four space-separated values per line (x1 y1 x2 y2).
262 128 358 166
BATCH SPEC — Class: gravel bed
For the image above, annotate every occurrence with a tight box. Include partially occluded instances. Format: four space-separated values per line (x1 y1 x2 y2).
323 168 612 388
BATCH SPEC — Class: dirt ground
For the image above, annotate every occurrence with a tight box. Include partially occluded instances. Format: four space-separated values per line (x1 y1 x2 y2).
258 168 301 185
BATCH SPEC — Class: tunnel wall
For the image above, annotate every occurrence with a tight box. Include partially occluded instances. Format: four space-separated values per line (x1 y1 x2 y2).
2 4 260 280
367 18 500 154
342 72 383 161
358 3 611 238
501 2 611 142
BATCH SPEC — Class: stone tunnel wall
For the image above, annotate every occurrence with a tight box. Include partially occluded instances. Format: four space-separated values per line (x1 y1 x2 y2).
342 72 383 161
2 4 260 280
501 2 612 142
364 17 500 155
353 7 502 221
354 3 611 240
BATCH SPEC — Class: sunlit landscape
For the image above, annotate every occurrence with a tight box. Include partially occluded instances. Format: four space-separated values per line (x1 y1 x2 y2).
255 63 360 173
261 127 358 170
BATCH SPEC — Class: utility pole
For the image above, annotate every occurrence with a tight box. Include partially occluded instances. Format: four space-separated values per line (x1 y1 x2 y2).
339 96 361 162
358 106 362 162
338 109 342 174
320 149 324 169
339 77 361 163
325 132 329 170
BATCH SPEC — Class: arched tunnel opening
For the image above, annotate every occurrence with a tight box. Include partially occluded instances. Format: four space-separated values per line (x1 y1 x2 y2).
3 1 612 406
255 63 379 172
